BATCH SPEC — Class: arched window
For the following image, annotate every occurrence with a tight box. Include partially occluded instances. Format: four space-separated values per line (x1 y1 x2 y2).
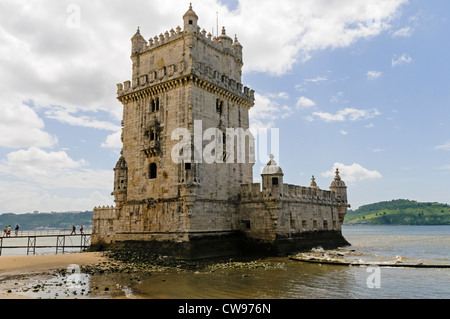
151 98 159 112
149 163 157 179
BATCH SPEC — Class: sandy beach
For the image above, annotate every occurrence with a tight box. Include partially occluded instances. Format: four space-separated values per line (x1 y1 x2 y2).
0 252 108 277
0 252 109 299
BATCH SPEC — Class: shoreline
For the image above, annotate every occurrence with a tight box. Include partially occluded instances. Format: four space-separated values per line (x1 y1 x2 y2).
0 252 108 278
0 252 109 299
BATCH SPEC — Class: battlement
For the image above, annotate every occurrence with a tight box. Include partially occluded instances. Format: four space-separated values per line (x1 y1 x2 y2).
120 5 251 104
132 25 242 62
240 182 340 205
93 206 118 220
116 61 254 103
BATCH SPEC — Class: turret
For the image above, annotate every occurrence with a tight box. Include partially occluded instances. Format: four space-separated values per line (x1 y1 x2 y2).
131 27 147 55
329 168 347 203
261 154 284 197
183 3 198 33
232 35 243 63
112 155 128 208
218 27 233 50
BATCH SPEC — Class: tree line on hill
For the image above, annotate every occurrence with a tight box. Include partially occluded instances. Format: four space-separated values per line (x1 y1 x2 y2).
345 199 450 225
0 211 93 231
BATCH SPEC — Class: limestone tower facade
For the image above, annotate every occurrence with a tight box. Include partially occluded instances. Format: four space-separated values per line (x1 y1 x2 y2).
92 5 350 258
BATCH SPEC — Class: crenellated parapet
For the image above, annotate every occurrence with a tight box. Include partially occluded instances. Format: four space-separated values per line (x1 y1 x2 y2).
116 66 254 106
131 25 243 64
240 183 340 205
93 206 118 220
120 4 252 106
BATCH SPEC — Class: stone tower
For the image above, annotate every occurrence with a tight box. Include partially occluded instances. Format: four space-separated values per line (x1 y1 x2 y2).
93 5 350 258
92 5 256 258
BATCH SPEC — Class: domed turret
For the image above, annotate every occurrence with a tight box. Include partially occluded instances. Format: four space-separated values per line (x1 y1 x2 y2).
232 35 243 62
329 168 347 202
113 155 128 207
183 3 198 33
131 27 147 54
261 154 284 197
262 154 283 175
218 27 233 49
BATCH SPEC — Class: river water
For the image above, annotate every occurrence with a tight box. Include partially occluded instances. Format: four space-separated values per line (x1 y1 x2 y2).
2 226 450 299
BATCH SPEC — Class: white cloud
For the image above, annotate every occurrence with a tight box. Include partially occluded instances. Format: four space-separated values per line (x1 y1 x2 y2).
0 147 112 190
322 162 382 183
392 26 413 37
250 93 293 129
0 99 57 148
366 70 383 80
330 91 349 104
102 131 123 149
311 108 381 122
392 53 413 67
304 75 329 84
0 0 408 147
44 107 121 131
340 130 348 136
296 96 316 109
434 141 450 151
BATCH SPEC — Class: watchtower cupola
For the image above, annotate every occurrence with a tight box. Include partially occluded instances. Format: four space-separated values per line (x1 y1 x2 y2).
261 154 284 197
131 27 147 54
329 168 347 203
183 3 198 33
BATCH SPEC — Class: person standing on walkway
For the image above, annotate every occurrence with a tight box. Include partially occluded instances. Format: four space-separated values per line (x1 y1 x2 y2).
80 225 84 234
7 225 11 237
71 225 76 235
2 226 6 237
15 224 19 236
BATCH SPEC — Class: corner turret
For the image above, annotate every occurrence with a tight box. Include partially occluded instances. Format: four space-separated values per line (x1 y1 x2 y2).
261 154 284 197
329 168 349 225
329 168 347 203
131 27 147 55
183 3 198 33
232 35 243 63
112 154 128 208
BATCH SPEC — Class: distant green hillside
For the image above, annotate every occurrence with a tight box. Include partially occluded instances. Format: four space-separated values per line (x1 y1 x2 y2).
0 211 93 230
345 199 450 225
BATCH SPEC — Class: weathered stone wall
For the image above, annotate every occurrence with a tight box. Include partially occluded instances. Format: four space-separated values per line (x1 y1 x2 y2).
92 6 349 259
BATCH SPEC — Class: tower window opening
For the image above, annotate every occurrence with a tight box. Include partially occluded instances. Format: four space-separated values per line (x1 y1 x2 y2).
149 163 157 179
272 177 279 186
216 99 223 114
189 20 193 25
151 98 160 112
185 163 192 170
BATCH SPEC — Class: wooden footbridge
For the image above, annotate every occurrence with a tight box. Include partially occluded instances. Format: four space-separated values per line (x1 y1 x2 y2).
0 229 91 256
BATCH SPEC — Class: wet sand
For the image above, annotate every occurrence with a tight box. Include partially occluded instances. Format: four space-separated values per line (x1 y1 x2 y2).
0 252 108 299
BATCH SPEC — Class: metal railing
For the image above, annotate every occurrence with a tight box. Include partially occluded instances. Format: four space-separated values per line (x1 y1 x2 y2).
0 229 92 256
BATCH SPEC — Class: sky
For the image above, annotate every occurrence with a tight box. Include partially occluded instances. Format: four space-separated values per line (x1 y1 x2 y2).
0 0 449 214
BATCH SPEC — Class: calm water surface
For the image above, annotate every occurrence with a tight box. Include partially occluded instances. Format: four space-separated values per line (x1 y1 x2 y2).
3 226 450 299
98 225 450 299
